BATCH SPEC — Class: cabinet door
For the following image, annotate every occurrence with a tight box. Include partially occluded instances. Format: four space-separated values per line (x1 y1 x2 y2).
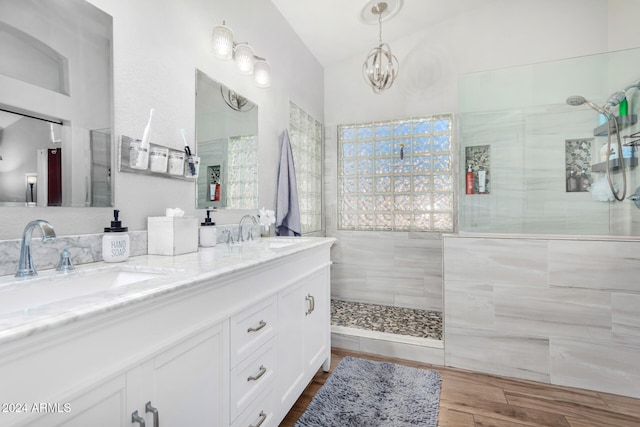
27 376 128 427
128 323 228 427
277 280 306 412
303 267 330 372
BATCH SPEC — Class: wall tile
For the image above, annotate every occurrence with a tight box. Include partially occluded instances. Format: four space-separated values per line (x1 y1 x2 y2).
444 237 548 286
494 286 611 341
444 281 494 330
445 325 550 383
548 240 640 291
550 338 640 398
612 293 640 342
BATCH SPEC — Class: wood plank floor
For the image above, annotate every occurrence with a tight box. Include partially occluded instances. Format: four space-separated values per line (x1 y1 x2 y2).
279 348 640 427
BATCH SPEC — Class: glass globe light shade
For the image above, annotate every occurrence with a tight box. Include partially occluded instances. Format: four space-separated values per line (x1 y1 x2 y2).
254 60 271 88
234 43 255 75
212 24 234 60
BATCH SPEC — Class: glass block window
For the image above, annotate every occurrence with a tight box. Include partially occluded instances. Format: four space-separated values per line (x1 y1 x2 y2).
289 101 323 233
338 114 454 232
226 135 258 209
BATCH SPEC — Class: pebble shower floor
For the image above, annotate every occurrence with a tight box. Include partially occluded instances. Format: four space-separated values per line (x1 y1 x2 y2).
331 299 442 341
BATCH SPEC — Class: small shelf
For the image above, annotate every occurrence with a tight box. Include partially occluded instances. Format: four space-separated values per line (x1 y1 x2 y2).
591 157 638 173
593 115 637 136
118 135 195 181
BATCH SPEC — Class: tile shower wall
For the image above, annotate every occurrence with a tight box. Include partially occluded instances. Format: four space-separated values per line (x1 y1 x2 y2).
325 125 444 312
443 234 640 398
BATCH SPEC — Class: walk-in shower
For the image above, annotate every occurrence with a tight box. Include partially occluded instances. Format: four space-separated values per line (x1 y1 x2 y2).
459 47 640 236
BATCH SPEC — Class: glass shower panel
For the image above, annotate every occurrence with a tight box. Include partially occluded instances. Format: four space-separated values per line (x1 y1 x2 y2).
459 47 640 236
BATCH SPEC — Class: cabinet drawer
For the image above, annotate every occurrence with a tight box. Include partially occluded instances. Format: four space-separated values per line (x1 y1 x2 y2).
230 339 275 421
232 386 276 427
230 295 276 366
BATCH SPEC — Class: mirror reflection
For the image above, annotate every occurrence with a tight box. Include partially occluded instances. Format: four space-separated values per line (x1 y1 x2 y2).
0 0 113 207
195 70 258 209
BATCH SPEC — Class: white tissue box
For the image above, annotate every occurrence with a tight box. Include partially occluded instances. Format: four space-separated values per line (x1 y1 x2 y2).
147 217 198 255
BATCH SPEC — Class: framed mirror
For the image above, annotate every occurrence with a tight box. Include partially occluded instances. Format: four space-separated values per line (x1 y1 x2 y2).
0 0 113 207
195 70 258 209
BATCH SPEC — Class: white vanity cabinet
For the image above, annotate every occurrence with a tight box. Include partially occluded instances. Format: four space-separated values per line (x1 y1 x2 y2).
0 238 333 427
277 263 331 421
126 324 227 426
34 324 227 427
0 284 229 427
229 296 277 426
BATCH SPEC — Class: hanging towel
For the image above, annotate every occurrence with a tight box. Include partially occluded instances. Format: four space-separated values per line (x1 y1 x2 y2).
276 129 301 236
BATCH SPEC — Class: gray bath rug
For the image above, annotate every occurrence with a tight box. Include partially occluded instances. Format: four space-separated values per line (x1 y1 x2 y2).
294 356 442 427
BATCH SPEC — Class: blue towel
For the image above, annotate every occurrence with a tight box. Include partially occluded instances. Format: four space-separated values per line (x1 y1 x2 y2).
276 129 301 236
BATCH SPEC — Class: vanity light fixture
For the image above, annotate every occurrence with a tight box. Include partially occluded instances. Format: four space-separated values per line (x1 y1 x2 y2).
211 21 271 87
362 1 400 93
212 22 234 60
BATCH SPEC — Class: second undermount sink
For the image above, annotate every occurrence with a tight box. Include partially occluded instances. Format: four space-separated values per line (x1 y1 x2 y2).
263 237 310 250
0 266 170 315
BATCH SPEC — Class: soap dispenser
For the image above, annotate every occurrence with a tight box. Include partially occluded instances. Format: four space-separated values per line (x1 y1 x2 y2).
199 210 217 247
102 209 130 262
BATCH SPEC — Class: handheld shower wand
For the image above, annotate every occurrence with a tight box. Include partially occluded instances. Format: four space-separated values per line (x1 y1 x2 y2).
565 95 627 201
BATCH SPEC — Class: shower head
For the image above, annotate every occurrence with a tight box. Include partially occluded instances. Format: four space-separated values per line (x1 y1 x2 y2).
566 95 587 106
566 95 606 114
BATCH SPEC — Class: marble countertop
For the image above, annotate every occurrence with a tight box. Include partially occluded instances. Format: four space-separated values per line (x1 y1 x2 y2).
0 237 335 346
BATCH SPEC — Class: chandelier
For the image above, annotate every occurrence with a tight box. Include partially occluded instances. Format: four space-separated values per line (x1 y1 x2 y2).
362 2 399 93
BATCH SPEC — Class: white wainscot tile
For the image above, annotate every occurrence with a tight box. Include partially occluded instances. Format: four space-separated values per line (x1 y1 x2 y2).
550 338 640 398
612 293 640 343
548 240 640 291
444 237 548 286
494 286 611 341
445 325 550 383
444 281 494 330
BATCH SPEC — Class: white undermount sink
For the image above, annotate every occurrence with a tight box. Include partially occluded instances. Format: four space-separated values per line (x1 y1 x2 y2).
0 267 169 315
264 237 310 250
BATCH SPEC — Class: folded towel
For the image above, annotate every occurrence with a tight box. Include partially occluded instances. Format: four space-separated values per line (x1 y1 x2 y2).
276 129 301 236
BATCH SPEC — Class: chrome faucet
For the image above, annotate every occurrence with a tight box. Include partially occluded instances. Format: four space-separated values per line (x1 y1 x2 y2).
237 215 257 242
15 219 57 277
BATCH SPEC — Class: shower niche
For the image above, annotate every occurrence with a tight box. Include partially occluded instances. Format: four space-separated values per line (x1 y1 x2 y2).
464 145 490 194
565 139 592 192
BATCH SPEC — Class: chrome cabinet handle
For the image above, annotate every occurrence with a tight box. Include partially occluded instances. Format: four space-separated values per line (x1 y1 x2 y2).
305 294 315 315
145 401 159 427
247 320 266 333
131 410 146 426
247 365 267 381
249 410 267 427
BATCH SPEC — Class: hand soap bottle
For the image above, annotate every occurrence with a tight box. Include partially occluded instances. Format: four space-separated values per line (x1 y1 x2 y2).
103 209 130 262
199 210 217 247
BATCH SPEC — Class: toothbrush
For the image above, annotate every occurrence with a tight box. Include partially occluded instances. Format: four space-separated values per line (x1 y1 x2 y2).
181 128 196 176
140 108 154 148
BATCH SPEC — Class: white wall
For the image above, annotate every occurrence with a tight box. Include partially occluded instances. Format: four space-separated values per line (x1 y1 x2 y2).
325 0 640 312
0 0 323 240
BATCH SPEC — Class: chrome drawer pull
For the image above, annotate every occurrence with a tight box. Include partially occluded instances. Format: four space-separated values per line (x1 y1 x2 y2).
131 410 146 426
305 294 315 315
247 365 267 381
249 410 267 427
145 401 159 427
247 320 267 333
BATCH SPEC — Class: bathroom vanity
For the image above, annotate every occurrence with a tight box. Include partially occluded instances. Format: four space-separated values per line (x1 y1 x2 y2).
0 237 334 426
